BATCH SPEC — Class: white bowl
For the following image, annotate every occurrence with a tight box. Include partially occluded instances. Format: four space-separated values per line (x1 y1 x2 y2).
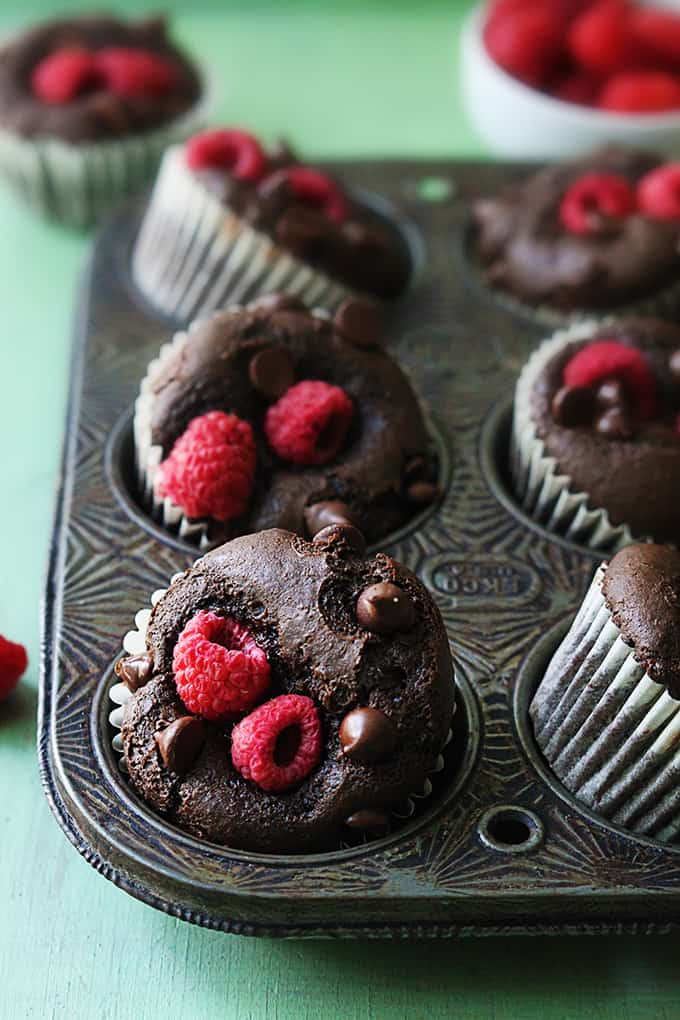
461 4 680 159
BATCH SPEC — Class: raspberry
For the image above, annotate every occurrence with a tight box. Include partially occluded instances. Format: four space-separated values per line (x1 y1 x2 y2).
483 5 564 87
231 694 322 792
185 129 266 182
157 410 256 522
568 1 637 76
267 166 348 223
265 381 354 466
551 71 600 106
630 8 680 68
0 635 27 702
564 340 656 420
95 47 178 100
638 163 680 221
559 173 637 235
599 72 680 113
173 611 270 719
31 49 103 104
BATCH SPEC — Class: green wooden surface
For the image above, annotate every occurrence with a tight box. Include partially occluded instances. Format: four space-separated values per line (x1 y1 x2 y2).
2 2 680 1017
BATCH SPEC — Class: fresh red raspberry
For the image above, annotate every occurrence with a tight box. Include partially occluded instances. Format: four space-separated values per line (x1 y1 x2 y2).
173 611 270 719
568 1 637 76
231 694 322 792
157 410 256 522
564 340 656 420
487 0 589 28
0 635 28 702
95 47 178 100
559 173 637 235
599 72 680 113
31 49 103 104
185 129 266 182
551 71 601 107
269 166 348 223
483 5 564 87
637 163 680 221
265 381 354 466
630 8 680 68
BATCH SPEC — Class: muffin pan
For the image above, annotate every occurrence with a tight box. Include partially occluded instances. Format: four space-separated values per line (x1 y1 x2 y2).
39 160 680 937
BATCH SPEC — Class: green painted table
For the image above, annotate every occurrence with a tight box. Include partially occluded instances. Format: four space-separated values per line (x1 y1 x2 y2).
2 2 680 1017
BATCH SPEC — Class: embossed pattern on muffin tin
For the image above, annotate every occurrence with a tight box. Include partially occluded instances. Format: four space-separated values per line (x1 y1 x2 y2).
39 162 680 937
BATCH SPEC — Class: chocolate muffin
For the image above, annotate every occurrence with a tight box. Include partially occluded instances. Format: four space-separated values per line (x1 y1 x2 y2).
135 294 439 549
512 317 680 551
131 127 412 319
531 544 680 843
0 14 205 225
473 148 680 319
114 526 455 853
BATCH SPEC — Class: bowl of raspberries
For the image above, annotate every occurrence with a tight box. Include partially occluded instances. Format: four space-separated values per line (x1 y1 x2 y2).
462 0 680 157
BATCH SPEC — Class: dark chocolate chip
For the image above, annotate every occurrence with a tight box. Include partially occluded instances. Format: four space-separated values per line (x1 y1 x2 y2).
114 653 152 692
670 349 680 381
155 716 206 775
406 481 440 506
313 523 367 555
356 582 415 635
304 500 359 537
333 298 383 349
551 385 597 428
339 707 398 763
248 347 295 400
248 292 307 314
596 378 626 409
344 808 391 837
595 407 633 439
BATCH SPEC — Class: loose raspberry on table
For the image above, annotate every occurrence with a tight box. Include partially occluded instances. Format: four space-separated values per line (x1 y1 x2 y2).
156 410 256 522
568 1 637 76
564 340 656 420
31 49 103 104
268 166 348 223
0 635 28 702
185 129 266 181
95 47 178 100
264 380 354 466
483 4 564 87
231 694 322 792
638 163 680 221
559 173 637 235
599 72 680 113
173 611 270 719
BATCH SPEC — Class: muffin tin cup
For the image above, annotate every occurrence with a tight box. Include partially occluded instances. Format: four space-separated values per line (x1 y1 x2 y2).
511 319 638 554
0 81 212 229
531 566 680 842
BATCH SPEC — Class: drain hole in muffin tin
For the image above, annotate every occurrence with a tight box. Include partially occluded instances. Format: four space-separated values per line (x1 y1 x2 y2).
477 805 544 854
479 395 604 561
105 407 452 558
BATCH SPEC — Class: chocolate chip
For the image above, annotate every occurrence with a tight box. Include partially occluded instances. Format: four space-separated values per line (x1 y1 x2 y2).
248 292 307 314
304 500 359 537
248 347 295 401
333 299 383 349
670 349 680 381
313 523 367 555
551 385 597 428
114 653 152 692
344 808 391 837
356 582 415 635
595 407 633 439
155 716 206 775
339 707 398 763
596 378 626 409
406 481 440 506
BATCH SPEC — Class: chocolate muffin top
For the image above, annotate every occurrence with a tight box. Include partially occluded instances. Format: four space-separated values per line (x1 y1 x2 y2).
0 14 201 143
603 544 680 699
528 318 680 544
473 148 680 311
140 294 438 547
186 130 411 300
119 526 455 853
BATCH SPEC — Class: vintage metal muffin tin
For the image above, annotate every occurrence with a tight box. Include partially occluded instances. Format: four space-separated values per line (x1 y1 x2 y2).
39 161 680 937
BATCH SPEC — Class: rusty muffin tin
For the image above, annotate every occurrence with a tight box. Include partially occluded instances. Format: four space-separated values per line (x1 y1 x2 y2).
39 161 680 937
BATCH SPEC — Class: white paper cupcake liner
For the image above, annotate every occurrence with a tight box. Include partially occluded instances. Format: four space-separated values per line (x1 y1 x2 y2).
0 79 211 228
109 574 451 832
511 319 638 554
531 566 680 842
131 144 373 321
